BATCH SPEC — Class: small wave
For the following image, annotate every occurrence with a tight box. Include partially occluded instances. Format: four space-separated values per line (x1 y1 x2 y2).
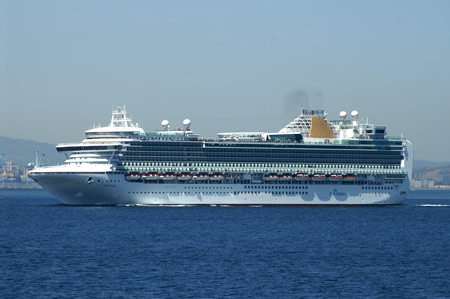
126 204 194 207
158 204 193 207
415 204 450 207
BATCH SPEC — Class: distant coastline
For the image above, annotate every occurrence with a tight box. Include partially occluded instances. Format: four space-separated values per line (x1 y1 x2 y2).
410 187 450 191
0 184 42 190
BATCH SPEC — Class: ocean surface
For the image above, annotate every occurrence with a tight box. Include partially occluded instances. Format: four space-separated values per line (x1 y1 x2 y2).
1 190 450 298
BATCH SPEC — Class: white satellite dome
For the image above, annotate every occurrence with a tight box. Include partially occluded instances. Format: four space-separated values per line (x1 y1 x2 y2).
351 110 359 119
161 120 170 129
339 111 347 119
183 119 191 129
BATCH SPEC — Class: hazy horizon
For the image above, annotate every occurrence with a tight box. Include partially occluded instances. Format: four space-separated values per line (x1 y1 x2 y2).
1 1 450 161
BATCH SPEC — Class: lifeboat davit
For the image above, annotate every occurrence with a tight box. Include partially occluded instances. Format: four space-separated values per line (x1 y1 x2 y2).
263 173 279 181
295 173 310 180
142 172 160 181
125 172 142 181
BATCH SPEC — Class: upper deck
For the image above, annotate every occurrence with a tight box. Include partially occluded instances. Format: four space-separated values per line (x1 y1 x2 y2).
56 105 405 154
46 106 412 179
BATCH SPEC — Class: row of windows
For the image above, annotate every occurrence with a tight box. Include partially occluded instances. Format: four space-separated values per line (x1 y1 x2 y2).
58 145 119 152
141 180 314 185
121 157 401 165
185 186 233 189
127 186 395 193
123 152 402 159
127 187 392 195
128 146 402 155
244 185 308 190
363 186 394 190
125 156 402 164
133 141 403 149
127 191 309 195
120 162 401 169
128 180 400 186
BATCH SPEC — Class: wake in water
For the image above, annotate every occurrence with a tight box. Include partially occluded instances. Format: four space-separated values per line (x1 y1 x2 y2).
117 204 195 207
415 204 450 207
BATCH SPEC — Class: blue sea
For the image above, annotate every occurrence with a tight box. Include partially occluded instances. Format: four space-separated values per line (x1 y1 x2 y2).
1 190 450 298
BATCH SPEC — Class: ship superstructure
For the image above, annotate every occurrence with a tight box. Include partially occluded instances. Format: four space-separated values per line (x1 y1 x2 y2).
29 106 413 205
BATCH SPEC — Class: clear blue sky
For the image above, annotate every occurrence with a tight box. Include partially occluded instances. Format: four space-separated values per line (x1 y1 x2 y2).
1 0 450 161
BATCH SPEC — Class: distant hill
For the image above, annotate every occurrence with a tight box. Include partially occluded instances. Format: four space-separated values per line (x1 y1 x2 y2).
413 160 450 170
0 136 65 166
413 160 450 186
1 136 449 183
422 167 450 185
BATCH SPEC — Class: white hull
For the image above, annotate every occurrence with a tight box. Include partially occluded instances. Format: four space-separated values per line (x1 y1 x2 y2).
30 107 413 206
31 172 409 206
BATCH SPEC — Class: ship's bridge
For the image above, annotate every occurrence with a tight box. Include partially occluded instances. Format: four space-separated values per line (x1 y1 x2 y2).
84 106 145 139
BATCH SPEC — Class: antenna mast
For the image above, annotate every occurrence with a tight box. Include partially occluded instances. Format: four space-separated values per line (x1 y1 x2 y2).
35 149 39 169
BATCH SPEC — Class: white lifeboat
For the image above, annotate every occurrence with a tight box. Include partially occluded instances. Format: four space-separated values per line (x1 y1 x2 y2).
177 173 193 181
194 172 209 181
161 172 176 180
295 173 310 181
210 172 224 181
312 174 327 181
329 174 343 181
263 173 279 181
279 173 293 181
142 172 160 181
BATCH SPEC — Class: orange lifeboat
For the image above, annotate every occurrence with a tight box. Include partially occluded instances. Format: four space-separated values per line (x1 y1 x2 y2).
343 174 356 181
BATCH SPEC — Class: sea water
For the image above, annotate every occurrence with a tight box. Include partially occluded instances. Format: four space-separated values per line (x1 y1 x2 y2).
1 189 449 298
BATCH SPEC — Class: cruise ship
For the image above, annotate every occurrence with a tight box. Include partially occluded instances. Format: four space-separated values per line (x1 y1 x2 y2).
29 106 413 205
